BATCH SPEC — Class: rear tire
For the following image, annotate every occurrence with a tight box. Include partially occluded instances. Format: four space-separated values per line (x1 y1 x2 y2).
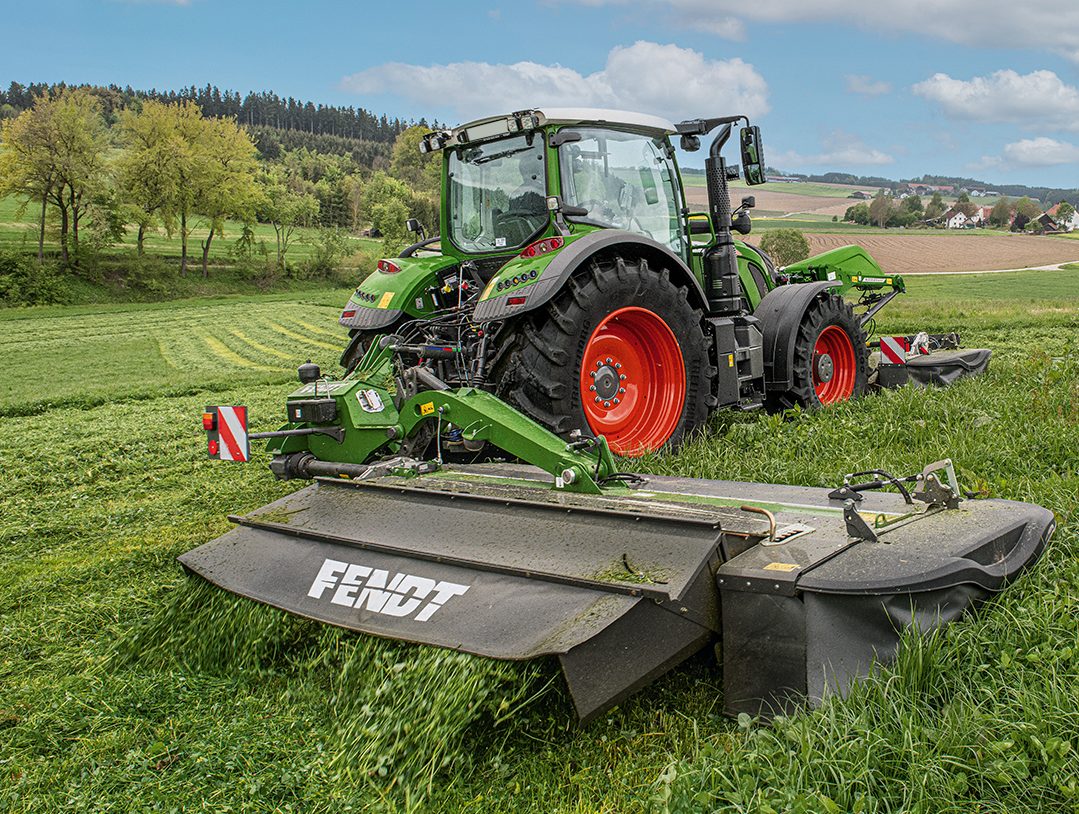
492 255 713 457
775 293 868 409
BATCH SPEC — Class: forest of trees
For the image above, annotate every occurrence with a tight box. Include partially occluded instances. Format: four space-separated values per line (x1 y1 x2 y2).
0 85 442 303
0 81 421 142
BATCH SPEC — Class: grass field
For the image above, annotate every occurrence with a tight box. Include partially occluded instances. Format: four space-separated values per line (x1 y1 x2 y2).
0 194 380 266
2 270 1078 812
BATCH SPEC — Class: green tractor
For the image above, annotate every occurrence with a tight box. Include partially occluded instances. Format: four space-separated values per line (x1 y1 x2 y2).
183 110 1028 723
338 109 906 455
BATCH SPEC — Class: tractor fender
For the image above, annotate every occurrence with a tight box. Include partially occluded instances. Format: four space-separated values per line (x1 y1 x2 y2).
339 254 459 332
473 230 708 323
756 280 842 393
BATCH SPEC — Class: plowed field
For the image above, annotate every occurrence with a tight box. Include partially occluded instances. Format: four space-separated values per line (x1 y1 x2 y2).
792 233 1079 273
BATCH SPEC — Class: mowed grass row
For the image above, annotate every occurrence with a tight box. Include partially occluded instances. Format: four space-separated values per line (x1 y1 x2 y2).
0 293 354 417
0 271 1077 811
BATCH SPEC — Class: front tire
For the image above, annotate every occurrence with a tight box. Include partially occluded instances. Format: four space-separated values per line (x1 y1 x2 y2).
493 255 713 457
778 293 868 409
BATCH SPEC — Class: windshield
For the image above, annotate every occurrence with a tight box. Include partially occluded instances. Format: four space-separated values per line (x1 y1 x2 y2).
447 134 548 253
558 128 683 252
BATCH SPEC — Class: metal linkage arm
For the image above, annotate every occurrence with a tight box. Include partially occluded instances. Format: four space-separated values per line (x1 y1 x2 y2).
398 388 617 494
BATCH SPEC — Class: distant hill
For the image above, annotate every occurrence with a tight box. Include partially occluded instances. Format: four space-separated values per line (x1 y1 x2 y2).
760 167 1079 207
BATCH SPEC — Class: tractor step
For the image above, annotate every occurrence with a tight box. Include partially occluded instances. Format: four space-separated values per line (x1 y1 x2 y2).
180 463 1052 722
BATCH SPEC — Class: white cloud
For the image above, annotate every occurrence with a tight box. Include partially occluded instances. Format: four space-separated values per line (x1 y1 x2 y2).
1003 137 1079 167
564 0 1079 62
968 137 1079 170
340 41 769 123
845 75 891 96
771 132 894 168
913 70 1079 131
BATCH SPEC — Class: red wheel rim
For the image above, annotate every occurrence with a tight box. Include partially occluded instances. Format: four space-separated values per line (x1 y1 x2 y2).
579 306 686 456
813 325 856 403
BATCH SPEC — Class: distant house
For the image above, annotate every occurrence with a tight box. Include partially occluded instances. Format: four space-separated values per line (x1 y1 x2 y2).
1047 203 1079 232
848 191 871 200
972 206 995 226
942 207 971 229
766 175 804 184
1032 213 1060 234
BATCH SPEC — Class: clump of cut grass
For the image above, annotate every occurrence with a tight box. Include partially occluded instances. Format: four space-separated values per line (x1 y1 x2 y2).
113 575 549 806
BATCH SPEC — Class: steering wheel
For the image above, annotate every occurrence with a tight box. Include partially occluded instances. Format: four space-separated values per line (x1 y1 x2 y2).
575 198 622 226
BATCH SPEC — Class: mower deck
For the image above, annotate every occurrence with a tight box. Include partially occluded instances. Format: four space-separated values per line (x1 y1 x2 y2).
180 462 1052 722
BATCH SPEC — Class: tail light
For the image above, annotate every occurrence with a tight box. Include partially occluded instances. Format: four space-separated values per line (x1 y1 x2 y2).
377 259 401 274
341 309 356 319
520 236 564 258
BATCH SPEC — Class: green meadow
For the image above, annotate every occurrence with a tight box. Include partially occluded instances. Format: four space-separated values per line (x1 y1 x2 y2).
1 269 1077 812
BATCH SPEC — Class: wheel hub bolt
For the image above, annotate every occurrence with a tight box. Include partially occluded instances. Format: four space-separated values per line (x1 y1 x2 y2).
604 401 611 408
816 353 834 383
605 357 612 364
614 363 621 369
613 398 620 405
595 396 601 402
589 384 596 391
619 387 625 394
590 371 596 378
619 373 627 381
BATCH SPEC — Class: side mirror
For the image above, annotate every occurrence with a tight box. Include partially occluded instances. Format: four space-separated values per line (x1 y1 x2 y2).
739 126 766 186
741 195 756 210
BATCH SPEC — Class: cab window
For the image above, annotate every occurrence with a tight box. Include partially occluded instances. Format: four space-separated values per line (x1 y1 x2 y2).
558 128 683 253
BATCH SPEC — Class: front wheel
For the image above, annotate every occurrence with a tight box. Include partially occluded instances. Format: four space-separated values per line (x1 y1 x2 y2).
493 255 713 457
778 293 868 409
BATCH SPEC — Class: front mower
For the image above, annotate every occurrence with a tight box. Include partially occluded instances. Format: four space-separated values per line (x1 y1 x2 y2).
183 334 1053 722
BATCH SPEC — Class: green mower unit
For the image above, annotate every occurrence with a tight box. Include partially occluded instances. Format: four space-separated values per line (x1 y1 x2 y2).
180 110 1048 723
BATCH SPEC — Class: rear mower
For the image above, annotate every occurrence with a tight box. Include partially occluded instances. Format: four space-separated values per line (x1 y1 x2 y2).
336 109 989 456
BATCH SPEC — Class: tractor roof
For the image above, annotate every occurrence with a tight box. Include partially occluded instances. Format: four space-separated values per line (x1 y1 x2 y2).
419 108 676 153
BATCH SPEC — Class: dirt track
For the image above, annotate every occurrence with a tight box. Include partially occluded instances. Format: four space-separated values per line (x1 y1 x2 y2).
789 233 1079 274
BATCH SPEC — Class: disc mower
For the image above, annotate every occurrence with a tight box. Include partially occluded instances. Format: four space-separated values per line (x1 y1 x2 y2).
182 110 1052 722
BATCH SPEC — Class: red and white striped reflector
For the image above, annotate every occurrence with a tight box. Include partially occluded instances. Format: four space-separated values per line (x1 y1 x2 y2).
205 405 250 462
880 336 908 365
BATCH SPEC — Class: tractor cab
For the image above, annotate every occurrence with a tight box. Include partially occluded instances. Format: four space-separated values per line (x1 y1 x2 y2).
422 109 690 268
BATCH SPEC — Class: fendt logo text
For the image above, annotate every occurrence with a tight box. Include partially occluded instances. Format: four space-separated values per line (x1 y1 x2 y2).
307 558 470 622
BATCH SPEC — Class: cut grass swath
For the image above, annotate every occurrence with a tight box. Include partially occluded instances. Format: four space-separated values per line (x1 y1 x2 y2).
114 575 550 804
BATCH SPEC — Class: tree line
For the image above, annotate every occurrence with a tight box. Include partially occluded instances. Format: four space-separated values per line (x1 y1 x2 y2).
0 81 418 143
0 88 441 279
843 190 1068 230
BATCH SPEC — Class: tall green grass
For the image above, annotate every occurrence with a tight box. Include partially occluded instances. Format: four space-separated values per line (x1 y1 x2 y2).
1 275 1076 812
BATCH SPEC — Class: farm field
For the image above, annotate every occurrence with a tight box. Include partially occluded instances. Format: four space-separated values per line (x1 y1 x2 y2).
1 269 1077 812
767 232 1079 274
685 181 870 219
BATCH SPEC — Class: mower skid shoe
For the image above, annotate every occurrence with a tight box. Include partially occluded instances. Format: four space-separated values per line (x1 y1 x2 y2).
179 476 725 723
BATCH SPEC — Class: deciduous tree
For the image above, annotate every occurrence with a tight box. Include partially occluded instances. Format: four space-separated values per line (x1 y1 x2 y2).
389 126 440 197
989 196 1013 228
0 90 110 265
258 169 319 272
193 116 261 276
924 191 946 221
758 228 810 267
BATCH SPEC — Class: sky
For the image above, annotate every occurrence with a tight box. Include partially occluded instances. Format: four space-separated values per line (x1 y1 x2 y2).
4 0 1079 187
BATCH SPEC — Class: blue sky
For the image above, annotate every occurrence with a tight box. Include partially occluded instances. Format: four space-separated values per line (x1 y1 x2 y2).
4 0 1079 187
